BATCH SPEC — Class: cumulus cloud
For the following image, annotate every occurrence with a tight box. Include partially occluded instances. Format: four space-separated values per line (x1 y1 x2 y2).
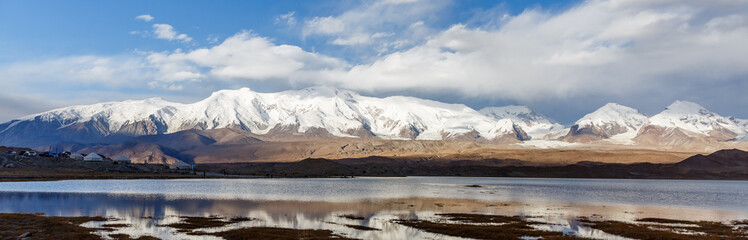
315 0 748 104
146 31 347 83
302 0 448 51
152 24 192 42
305 16 346 35
135 14 154 22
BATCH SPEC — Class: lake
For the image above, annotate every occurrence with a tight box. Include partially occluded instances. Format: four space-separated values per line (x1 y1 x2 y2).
1 177 747 239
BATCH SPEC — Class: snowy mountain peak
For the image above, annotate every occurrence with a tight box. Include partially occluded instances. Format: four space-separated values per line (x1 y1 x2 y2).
663 101 710 115
600 102 628 110
207 87 256 98
296 86 359 98
479 105 564 140
575 103 647 129
647 100 746 138
563 103 648 143
481 105 532 114
633 100 748 144
480 106 553 124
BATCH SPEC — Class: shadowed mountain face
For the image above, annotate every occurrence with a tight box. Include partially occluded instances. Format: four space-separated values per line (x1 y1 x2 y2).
46 128 264 164
202 149 748 180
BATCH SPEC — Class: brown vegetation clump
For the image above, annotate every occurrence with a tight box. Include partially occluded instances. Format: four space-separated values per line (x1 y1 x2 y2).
324 221 380 231
108 233 162 240
0 213 107 239
159 216 254 232
342 224 379 231
436 213 520 223
101 223 131 228
338 214 365 220
191 227 357 240
579 218 748 240
396 213 581 240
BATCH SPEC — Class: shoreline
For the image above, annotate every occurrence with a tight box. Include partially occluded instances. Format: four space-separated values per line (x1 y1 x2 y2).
3 171 748 182
3 148 747 182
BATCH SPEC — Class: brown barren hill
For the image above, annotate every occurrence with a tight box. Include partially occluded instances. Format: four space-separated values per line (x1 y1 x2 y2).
674 149 748 172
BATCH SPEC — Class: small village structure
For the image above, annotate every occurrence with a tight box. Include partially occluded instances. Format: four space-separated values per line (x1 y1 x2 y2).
83 152 104 162
113 155 131 164
70 153 85 160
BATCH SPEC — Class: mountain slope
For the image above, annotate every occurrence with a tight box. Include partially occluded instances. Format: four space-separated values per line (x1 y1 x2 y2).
563 103 648 143
0 87 555 148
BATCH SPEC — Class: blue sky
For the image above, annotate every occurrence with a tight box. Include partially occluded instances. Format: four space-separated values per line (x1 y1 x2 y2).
0 0 572 61
1 0 747 124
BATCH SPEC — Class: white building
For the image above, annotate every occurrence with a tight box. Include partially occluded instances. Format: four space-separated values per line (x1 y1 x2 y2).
113 155 131 163
70 153 84 160
83 152 104 162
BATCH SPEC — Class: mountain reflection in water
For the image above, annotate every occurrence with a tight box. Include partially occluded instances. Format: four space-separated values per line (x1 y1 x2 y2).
0 177 747 239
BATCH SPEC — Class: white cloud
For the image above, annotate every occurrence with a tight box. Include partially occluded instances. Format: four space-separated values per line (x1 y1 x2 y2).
275 11 297 26
146 31 348 82
152 24 192 42
302 0 448 50
2 55 150 87
135 14 154 22
315 0 748 102
304 16 345 35
331 32 393 46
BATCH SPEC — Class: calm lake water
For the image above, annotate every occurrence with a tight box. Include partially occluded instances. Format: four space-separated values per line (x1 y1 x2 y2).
1 177 747 239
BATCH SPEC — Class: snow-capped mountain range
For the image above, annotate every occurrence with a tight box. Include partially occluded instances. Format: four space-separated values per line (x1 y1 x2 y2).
647 101 747 140
0 87 555 147
564 101 748 145
0 87 746 149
